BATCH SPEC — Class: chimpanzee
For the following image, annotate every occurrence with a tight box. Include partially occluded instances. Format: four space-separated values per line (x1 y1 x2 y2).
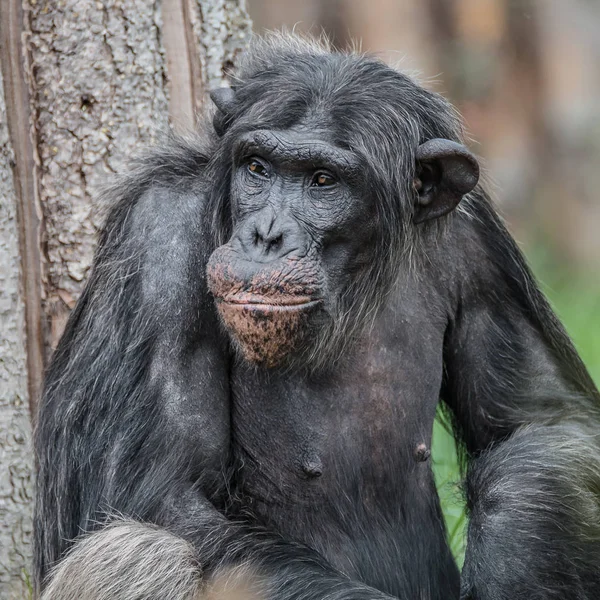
35 34 600 600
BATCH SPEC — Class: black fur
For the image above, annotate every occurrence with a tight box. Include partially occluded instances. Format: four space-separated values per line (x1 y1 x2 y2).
35 34 600 600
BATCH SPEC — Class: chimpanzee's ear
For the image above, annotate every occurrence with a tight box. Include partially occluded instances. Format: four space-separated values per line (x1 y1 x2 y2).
413 139 479 224
210 87 236 136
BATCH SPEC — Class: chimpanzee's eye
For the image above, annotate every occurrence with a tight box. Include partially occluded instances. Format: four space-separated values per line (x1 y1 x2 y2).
247 158 269 178
311 171 337 187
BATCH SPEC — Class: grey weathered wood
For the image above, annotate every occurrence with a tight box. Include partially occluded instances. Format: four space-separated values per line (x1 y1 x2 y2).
163 0 198 130
0 0 45 416
164 0 252 129
193 0 252 89
25 0 171 349
0 65 34 600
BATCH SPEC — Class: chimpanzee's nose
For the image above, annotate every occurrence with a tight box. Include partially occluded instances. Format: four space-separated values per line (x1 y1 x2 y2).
237 212 303 262
253 224 284 255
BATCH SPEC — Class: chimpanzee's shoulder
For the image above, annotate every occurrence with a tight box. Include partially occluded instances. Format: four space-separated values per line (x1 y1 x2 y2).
96 130 217 228
114 131 215 195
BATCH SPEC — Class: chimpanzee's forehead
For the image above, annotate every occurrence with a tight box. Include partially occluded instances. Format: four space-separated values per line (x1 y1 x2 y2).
233 129 362 176
228 52 431 171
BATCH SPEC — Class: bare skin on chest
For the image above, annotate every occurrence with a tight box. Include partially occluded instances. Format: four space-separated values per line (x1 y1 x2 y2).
229 299 448 582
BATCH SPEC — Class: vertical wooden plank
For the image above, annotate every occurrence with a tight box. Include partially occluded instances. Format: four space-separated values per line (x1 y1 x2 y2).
0 60 34 600
0 0 44 417
163 0 197 130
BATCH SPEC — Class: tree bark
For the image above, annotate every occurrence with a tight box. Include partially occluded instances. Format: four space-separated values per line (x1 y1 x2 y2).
0 1 251 595
26 0 172 352
0 64 34 600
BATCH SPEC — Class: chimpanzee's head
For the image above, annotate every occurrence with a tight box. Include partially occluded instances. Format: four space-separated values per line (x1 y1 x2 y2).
206 34 479 370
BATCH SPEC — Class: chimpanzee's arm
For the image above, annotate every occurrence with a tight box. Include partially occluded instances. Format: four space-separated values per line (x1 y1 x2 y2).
441 200 600 600
34 141 393 600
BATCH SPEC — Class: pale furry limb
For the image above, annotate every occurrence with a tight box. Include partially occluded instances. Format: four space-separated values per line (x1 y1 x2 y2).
41 520 203 600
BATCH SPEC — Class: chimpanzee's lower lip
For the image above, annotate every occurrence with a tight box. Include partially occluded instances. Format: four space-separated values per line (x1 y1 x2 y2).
220 301 322 311
219 294 322 308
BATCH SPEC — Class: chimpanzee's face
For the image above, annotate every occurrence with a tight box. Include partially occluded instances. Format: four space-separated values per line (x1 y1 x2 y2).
206 128 378 367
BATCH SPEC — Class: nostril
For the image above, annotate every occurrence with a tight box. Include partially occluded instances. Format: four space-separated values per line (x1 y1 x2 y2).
267 234 283 253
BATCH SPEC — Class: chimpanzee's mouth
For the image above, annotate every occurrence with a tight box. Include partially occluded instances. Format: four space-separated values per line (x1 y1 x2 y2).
220 293 322 309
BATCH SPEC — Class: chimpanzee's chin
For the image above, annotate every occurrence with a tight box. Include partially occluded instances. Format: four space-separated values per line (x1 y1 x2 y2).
217 298 324 368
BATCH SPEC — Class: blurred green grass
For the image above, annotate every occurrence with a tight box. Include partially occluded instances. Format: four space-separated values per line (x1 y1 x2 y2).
432 246 600 568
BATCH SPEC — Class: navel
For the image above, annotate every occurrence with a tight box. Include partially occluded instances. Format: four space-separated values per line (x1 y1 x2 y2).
300 453 323 479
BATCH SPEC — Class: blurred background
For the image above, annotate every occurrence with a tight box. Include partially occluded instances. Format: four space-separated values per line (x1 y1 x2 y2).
248 0 600 564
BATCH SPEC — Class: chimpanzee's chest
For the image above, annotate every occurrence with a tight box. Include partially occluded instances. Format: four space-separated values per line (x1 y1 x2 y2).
227 319 452 595
230 354 439 506
229 307 444 493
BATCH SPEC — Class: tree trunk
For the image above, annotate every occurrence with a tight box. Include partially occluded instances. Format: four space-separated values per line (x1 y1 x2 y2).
0 62 34 600
0 1 251 596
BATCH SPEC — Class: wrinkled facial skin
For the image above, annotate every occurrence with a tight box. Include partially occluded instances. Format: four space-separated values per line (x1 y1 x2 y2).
206 129 377 368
